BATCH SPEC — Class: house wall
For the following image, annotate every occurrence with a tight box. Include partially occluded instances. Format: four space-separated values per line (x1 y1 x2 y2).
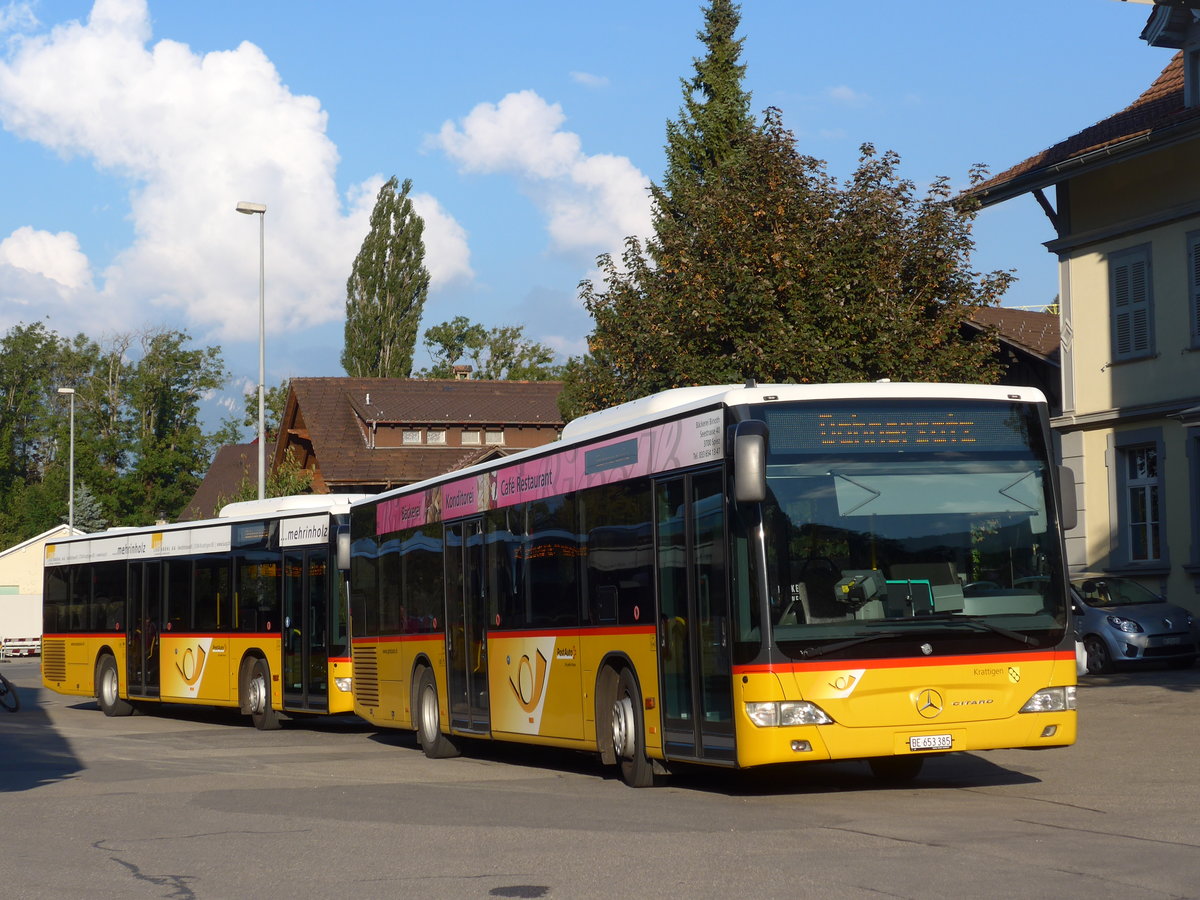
0 526 72 642
1053 146 1200 610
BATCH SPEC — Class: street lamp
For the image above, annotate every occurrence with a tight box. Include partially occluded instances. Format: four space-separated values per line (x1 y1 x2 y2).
236 200 267 500
57 387 75 529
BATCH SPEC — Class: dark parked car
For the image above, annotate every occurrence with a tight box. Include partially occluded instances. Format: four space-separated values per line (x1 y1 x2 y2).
1071 576 1198 675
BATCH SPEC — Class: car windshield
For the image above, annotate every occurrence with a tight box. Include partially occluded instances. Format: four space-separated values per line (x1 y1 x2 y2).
1073 577 1161 608
750 398 1069 660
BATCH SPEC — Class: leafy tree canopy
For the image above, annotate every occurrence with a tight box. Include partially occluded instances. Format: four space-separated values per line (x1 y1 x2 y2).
0 323 227 544
559 2 1009 420
418 316 563 381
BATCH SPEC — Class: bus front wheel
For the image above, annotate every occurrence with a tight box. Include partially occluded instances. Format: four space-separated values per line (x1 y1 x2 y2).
245 658 281 731
611 668 654 788
96 655 133 717
416 667 459 759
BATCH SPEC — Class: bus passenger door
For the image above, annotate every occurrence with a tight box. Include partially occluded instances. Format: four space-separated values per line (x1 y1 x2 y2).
656 468 735 763
283 549 331 711
126 561 161 699
445 519 490 733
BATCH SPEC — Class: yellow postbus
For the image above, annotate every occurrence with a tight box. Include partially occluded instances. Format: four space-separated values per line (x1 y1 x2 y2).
349 383 1078 786
42 494 363 729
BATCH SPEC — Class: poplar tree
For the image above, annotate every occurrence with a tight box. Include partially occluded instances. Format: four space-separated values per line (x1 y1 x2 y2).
342 176 430 378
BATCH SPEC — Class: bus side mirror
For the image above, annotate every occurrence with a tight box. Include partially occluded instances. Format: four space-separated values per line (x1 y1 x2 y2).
733 420 768 504
1058 465 1077 533
336 527 351 572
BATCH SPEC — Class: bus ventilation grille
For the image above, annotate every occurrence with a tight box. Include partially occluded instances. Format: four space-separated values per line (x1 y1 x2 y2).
42 639 67 682
352 645 380 707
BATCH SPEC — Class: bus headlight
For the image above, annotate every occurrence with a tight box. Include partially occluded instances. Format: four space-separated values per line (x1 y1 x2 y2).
745 701 833 727
334 677 353 693
1020 686 1076 713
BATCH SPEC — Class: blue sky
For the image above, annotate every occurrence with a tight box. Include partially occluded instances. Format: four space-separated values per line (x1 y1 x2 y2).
0 0 1177 432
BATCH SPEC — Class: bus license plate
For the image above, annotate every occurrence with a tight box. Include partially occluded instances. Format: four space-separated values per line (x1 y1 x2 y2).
909 734 952 751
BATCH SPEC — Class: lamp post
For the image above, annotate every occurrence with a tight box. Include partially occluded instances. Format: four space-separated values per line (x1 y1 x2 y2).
236 200 267 500
57 387 75 529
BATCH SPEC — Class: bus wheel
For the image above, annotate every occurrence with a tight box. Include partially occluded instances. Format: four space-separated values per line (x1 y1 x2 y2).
611 668 654 788
96 655 133 717
245 659 281 731
416 667 459 759
869 755 925 783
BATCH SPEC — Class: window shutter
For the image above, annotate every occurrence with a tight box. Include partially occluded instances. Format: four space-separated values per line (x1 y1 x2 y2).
1111 249 1152 360
1190 234 1200 344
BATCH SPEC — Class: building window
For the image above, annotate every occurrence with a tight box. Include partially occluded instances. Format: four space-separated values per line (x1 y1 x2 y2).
485 431 505 446
462 431 481 445
428 430 446 445
402 430 422 445
1189 231 1200 347
1123 446 1160 561
1108 245 1154 362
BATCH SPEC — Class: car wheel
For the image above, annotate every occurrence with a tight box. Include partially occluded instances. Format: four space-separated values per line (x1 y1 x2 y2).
1083 635 1112 675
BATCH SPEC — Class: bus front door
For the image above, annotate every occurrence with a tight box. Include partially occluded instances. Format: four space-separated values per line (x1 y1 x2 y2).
125 561 161 699
655 468 735 763
445 518 490 734
283 549 331 711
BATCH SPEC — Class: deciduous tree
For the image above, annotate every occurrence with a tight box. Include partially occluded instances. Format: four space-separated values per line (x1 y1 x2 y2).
560 2 1008 420
342 176 430 378
419 317 562 381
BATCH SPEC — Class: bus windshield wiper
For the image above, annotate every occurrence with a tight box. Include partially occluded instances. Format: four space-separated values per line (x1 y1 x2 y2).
916 613 1040 646
797 630 908 660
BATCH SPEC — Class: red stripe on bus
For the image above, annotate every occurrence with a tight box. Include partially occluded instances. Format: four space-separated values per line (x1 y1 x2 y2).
733 649 1075 675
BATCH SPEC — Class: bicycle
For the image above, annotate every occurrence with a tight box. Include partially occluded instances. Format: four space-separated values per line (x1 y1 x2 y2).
0 670 19 712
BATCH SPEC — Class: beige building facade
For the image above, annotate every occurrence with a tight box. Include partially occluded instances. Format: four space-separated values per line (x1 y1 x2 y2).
972 10 1200 611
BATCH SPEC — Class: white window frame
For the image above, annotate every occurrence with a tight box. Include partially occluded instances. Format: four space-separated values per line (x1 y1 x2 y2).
462 431 481 446
402 430 422 445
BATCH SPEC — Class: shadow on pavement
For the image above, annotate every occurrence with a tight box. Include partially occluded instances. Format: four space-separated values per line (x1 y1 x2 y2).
363 722 1040 796
0 661 83 793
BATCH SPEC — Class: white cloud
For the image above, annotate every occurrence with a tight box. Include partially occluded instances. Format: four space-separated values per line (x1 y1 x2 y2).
570 71 609 89
411 192 474 286
0 2 37 34
0 226 92 289
432 89 652 256
0 0 471 341
827 85 870 106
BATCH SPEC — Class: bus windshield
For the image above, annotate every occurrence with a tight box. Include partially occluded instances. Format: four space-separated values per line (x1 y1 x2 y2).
751 398 1069 660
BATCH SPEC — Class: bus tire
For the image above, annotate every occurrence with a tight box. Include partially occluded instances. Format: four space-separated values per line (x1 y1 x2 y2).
869 755 925 783
245 658 281 731
96 654 134 717
416 667 459 759
612 668 655 788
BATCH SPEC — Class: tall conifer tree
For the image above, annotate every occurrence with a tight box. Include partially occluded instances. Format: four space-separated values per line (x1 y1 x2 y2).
342 176 430 378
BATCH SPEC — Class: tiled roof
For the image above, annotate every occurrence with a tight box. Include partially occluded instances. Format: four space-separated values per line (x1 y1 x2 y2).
964 307 1060 362
179 443 254 521
280 378 563 490
970 52 1200 204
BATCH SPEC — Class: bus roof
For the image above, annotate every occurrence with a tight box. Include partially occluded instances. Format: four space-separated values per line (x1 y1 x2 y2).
561 381 1048 442
357 381 1049 511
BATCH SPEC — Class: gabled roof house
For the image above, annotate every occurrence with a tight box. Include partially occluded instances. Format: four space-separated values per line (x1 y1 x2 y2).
274 378 565 495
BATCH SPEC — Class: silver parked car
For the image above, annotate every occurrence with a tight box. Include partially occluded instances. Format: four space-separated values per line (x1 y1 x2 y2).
1072 576 1198 675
